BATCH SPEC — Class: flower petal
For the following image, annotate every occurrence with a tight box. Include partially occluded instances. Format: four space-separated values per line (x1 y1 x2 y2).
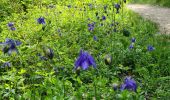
120 84 126 91
88 54 96 68
81 61 89 70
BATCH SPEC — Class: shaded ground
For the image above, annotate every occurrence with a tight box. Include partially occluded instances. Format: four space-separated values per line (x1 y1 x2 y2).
127 4 170 34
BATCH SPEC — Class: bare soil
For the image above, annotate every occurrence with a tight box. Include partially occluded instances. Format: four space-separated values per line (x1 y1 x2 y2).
127 4 170 34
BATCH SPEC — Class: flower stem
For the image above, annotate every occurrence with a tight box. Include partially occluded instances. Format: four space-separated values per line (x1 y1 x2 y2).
94 69 99 99
63 78 65 98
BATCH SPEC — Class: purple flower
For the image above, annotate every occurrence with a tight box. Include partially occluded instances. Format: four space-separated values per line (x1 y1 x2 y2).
37 17 45 24
7 22 14 27
120 77 137 92
102 16 106 20
114 4 121 13
131 38 136 43
129 44 134 49
0 38 22 55
88 23 95 31
115 3 121 9
88 23 94 27
10 27 16 31
93 36 97 41
147 45 154 51
1 62 11 68
88 27 94 31
7 22 16 31
75 50 96 70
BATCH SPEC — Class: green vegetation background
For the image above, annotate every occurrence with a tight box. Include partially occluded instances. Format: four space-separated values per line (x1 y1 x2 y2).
0 0 170 99
131 0 170 7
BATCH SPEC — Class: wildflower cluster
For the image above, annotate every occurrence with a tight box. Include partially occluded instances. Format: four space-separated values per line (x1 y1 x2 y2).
7 22 16 31
0 38 22 55
88 22 95 31
0 0 163 99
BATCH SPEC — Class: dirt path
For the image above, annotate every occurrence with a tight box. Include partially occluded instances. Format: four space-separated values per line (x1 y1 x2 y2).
127 4 170 34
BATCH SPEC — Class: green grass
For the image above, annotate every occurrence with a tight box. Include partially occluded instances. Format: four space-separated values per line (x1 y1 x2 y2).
127 11 170 98
131 0 170 7
0 0 170 99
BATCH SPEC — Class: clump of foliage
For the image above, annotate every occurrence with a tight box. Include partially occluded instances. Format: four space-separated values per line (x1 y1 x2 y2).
131 0 170 7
